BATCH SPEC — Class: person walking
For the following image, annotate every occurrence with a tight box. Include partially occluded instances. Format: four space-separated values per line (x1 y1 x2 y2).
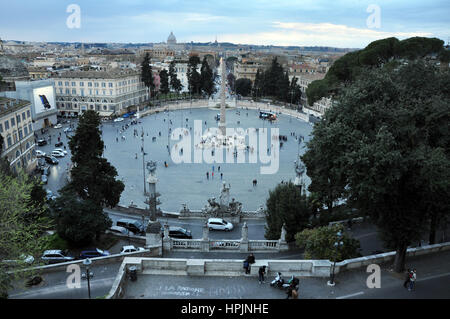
206 172 209 180
220 173 223 180
258 266 266 284
403 269 411 289
408 269 417 291
243 258 250 275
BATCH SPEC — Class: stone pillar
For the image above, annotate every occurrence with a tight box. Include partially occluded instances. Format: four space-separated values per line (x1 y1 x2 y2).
201 222 210 252
278 223 288 252
240 222 249 252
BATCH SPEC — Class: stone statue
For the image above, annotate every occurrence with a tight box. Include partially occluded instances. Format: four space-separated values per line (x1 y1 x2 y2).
219 182 231 207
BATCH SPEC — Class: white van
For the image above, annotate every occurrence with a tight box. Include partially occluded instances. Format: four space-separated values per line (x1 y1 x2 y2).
207 218 234 231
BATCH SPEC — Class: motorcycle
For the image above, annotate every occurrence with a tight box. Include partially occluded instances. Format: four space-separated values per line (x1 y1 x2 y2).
270 272 300 291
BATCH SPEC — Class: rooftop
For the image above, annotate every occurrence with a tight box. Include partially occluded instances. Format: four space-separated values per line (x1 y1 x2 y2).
0 96 31 116
54 69 139 79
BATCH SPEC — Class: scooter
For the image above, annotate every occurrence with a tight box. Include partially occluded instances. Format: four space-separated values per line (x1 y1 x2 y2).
270 273 300 291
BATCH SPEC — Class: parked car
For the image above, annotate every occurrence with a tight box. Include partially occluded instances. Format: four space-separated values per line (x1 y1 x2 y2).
162 226 193 239
64 127 73 133
108 225 135 236
79 248 110 259
36 150 46 158
55 141 63 147
207 218 234 231
41 174 48 184
46 190 57 201
2 254 35 267
114 117 124 122
37 139 47 146
51 150 65 158
41 250 75 264
44 155 59 165
116 219 145 235
54 148 68 155
120 245 145 254
42 166 50 176
54 124 63 129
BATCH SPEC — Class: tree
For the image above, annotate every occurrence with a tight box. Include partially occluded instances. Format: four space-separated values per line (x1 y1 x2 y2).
235 78 253 97
227 73 236 93
200 56 215 97
0 170 53 298
302 61 450 272
50 191 112 247
141 53 154 99
264 182 312 242
66 110 124 208
159 69 170 95
295 224 361 261
187 55 201 95
169 61 182 93
289 76 302 106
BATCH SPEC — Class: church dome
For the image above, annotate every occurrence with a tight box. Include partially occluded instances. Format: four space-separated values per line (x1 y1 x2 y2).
167 32 177 45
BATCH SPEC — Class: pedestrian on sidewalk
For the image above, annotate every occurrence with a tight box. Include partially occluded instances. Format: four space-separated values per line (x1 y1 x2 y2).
258 266 266 284
403 269 411 288
243 259 250 275
408 269 417 291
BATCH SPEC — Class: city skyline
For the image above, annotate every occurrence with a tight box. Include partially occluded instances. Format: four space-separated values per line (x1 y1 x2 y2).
0 0 449 48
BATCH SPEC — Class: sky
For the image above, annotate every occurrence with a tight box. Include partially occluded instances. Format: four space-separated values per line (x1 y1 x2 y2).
0 0 449 48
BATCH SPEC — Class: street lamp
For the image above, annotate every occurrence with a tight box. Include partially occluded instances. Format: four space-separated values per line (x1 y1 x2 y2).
83 258 92 299
328 231 344 287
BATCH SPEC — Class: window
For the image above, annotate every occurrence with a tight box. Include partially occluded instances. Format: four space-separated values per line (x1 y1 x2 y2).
102 90 106 95
59 88 63 94
16 115 21 124
110 90 113 96
80 89 85 96
94 83 99 87
22 112 26 121
88 82 92 87
109 83 113 88
65 81 69 86
10 118 15 127
102 82 106 87
7 136 12 148
28 123 32 133
16 150 21 158
5 121 9 130
80 82 84 87
89 89 92 95
72 89 76 94
71 82 76 86
24 126 28 136
66 89 70 94
18 129 23 140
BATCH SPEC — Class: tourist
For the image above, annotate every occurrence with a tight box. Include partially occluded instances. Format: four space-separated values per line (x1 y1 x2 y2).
206 172 209 179
135 153 137 159
258 266 266 284
243 259 250 275
218 166 220 171
403 269 411 289
408 269 417 291
220 173 223 180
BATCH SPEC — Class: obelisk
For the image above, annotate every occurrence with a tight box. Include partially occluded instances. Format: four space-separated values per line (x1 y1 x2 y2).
219 57 226 136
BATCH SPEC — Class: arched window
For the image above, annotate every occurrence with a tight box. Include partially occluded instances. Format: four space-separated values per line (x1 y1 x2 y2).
16 150 21 158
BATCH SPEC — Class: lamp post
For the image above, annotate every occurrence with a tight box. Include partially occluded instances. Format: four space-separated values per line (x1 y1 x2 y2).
83 258 92 299
328 231 343 287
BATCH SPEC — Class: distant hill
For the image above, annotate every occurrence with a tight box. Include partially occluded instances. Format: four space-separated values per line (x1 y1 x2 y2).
306 37 450 105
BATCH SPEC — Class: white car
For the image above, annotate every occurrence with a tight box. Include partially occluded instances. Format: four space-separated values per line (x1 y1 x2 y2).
54 124 63 129
51 150 65 157
114 117 124 122
36 150 46 158
120 245 145 254
207 218 234 231
53 148 68 155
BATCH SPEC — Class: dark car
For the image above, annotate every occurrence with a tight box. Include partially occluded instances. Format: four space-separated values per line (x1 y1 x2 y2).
44 155 59 165
79 248 110 259
37 139 47 146
116 219 145 235
162 226 192 239
55 141 63 147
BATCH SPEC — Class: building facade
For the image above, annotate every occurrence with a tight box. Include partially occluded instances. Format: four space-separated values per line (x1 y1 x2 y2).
0 97 37 173
53 70 149 117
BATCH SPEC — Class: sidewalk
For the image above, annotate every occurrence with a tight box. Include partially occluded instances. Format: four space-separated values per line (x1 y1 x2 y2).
122 249 450 299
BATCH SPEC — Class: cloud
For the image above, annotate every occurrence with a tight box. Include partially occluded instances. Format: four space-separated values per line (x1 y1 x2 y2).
190 21 434 48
